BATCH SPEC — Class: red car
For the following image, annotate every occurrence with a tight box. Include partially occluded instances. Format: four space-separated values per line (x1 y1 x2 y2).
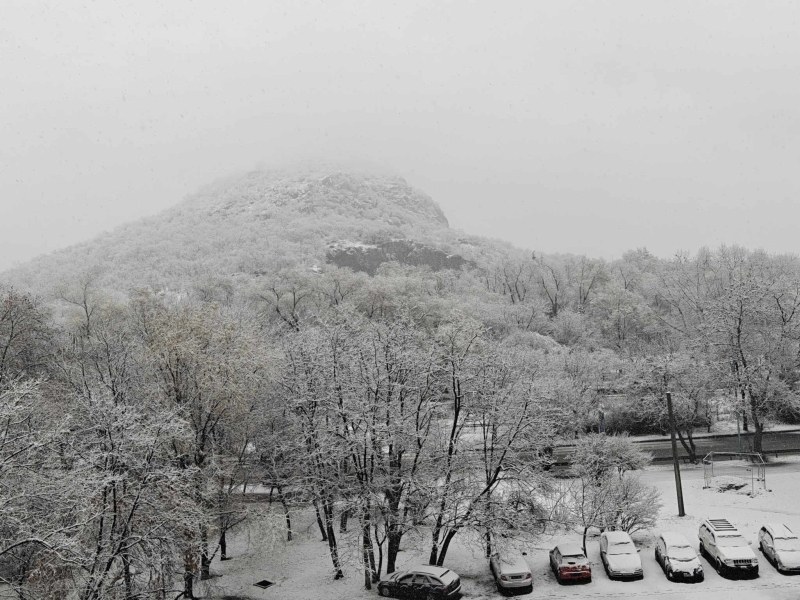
549 542 592 584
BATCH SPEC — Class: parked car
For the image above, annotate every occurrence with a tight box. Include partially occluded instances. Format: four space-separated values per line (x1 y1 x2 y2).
599 531 643 580
377 565 462 599
759 523 800 574
489 552 533 593
698 518 759 578
654 532 704 582
549 542 592 584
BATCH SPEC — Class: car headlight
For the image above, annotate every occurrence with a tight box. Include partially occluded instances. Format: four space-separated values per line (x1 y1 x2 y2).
724 559 734 566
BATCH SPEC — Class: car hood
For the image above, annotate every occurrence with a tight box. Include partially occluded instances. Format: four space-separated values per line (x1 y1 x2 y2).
776 550 800 568
718 547 756 561
606 553 642 572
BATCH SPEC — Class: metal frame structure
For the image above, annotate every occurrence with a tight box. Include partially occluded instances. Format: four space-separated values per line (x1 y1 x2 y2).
702 451 766 496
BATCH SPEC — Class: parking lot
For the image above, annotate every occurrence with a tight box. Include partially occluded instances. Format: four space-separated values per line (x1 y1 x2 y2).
199 458 800 600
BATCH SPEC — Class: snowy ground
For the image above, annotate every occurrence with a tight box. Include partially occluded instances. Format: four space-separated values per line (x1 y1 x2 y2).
198 458 800 600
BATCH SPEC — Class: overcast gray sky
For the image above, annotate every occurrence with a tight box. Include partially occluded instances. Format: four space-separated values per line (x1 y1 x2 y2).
3 1 800 272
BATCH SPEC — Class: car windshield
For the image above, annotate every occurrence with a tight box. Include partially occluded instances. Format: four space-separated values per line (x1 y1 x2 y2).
775 538 800 551
608 542 636 555
717 536 748 548
437 570 457 585
668 545 696 561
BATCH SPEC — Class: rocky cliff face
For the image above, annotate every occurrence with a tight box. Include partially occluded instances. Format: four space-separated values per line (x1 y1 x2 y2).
327 239 471 275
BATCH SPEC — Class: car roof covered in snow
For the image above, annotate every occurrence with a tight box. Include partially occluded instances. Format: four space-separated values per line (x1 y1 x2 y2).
493 553 530 574
765 523 797 539
409 565 458 582
603 531 634 544
660 532 692 547
555 542 585 557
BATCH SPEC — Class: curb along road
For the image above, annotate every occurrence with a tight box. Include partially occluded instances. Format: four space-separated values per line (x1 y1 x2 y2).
551 429 800 467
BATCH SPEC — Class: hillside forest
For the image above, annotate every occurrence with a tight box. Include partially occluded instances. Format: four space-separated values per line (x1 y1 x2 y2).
2 170 800 599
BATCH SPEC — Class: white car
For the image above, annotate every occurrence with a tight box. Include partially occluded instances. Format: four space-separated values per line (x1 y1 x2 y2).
489 552 533 593
698 518 758 578
654 532 704 582
599 531 643 580
759 523 800 574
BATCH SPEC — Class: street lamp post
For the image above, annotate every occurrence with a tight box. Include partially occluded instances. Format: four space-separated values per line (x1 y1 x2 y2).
666 391 686 517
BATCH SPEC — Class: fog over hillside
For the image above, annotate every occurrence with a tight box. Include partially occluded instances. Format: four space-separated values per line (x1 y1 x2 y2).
5 2 800 272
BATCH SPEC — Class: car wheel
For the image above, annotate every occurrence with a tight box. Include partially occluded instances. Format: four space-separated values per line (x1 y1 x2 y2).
699 542 706 558
378 586 392 597
716 558 724 575
666 568 673 581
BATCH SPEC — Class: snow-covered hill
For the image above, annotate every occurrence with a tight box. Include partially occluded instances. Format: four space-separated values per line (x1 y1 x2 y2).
2 165 510 295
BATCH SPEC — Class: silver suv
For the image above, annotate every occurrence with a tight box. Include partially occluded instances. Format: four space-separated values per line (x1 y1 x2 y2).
698 518 758 578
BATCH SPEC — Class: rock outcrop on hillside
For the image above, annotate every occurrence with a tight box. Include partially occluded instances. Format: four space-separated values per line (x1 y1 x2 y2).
327 239 471 275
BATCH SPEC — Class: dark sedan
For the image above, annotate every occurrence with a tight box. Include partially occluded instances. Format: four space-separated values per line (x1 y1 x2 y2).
377 565 462 599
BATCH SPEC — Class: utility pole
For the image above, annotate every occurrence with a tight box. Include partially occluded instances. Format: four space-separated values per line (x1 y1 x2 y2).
666 391 686 517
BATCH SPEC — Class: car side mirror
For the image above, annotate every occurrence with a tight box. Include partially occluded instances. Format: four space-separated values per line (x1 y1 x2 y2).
637 549 641 553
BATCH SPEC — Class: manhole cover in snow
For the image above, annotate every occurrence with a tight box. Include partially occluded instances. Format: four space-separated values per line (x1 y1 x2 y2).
254 579 274 589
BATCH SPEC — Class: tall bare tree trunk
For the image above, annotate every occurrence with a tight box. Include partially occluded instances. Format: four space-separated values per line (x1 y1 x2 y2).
750 394 764 453
276 484 292 541
313 498 328 542
436 529 459 566
219 528 228 561
122 550 134 600
200 524 211 580
361 504 378 587
183 545 196 600
676 429 697 463
322 496 344 579
375 521 385 576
